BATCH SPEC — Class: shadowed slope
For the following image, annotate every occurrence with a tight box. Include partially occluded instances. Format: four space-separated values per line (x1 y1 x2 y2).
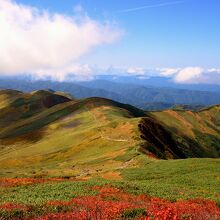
0 90 71 130
0 89 23 110
141 106 220 158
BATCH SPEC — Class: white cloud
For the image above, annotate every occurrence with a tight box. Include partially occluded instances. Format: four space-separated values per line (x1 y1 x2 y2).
208 68 220 73
174 67 204 83
90 66 220 84
154 67 220 84
101 66 155 78
0 0 122 81
127 67 146 75
32 64 94 81
158 68 179 76
166 67 220 84
92 66 220 85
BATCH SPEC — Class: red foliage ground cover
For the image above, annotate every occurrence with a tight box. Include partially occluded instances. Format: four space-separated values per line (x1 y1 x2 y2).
0 203 28 211
39 186 220 220
0 185 219 219
0 177 85 187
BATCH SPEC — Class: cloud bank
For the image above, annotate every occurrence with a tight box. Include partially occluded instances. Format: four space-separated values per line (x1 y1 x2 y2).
168 67 220 84
0 0 122 81
107 66 220 85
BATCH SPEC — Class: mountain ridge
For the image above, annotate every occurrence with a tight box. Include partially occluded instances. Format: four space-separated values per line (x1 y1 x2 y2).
0 89 219 176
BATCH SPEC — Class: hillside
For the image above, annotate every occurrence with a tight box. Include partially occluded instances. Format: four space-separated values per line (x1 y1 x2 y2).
0 89 220 179
0 89 71 132
147 106 220 158
137 102 205 111
0 89 146 178
0 89 219 219
137 107 220 159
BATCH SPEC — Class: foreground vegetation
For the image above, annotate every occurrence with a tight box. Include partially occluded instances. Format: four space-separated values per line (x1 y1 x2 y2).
0 158 219 219
0 184 219 219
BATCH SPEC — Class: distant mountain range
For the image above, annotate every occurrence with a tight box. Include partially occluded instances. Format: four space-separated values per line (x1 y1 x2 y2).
78 80 220 108
0 76 220 110
93 74 220 92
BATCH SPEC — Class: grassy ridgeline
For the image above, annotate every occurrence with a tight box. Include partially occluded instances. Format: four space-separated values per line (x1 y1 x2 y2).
0 89 219 207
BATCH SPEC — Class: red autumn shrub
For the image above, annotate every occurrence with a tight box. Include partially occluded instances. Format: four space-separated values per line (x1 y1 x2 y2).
0 202 28 211
40 186 220 220
0 177 84 187
0 185 219 220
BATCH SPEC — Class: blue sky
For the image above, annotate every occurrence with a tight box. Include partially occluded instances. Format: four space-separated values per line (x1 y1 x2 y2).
0 0 219 83
18 0 220 68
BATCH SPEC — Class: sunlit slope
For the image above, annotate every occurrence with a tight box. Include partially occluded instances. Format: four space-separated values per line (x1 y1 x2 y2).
0 90 145 177
0 89 220 178
147 106 220 158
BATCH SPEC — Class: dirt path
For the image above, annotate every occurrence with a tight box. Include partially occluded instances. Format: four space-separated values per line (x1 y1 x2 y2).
84 104 131 142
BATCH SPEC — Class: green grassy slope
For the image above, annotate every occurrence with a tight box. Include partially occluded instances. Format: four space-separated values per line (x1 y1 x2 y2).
0 90 146 178
0 89 219 206
0 89 220 178
120 157 220 202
